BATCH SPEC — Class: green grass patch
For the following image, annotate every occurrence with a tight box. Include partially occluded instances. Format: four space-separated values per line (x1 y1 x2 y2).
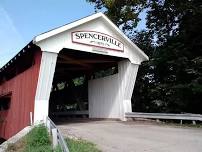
6 125 52 152
23 124 52 152
66 138 101 152
6 125 101 152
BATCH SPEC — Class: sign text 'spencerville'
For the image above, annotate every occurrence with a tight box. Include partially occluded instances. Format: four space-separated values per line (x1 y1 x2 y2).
72 31 124 52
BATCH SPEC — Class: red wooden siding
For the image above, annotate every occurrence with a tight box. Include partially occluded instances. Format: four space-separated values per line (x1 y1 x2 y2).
0 50 41 139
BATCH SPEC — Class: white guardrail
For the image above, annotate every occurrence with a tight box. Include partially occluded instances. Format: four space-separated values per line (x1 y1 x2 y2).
46 117 69 152
125 112 202 124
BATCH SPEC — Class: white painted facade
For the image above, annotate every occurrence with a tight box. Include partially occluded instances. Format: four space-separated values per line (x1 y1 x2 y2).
88 60 139 120
33 13 148 123
33 13 148 64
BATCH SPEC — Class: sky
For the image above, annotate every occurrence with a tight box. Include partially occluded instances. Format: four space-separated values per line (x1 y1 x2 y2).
0 0 146 68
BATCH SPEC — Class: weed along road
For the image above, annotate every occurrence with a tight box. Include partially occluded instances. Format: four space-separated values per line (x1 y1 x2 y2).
58 120 202 152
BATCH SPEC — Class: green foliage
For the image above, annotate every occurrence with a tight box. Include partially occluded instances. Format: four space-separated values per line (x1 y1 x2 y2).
54 145 62 152
87 0 147 34
87 0 202 114
24 125 52 152
25 145 52 152
145 0 202 113
94 66 117 79
66 138 101 152
6 125 101 152
6 125 53 152
146 0 202 45
73 76 85 86
57 82 66 90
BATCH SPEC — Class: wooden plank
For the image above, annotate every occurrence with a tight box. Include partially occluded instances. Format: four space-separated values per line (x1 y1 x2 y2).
58 55 92 69
57 59 115 64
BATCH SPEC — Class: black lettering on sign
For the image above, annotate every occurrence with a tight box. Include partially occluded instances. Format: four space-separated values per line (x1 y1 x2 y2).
72 31 124 52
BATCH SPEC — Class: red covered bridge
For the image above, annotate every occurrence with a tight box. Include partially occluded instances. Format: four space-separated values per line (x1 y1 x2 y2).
0 13 148 140
0 46 41 139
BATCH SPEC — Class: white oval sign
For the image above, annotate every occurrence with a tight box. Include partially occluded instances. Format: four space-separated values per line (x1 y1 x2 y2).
72 31 124 52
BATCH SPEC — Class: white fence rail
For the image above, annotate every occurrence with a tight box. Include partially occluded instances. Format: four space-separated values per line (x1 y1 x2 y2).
46 117 69 152
125 112 202 124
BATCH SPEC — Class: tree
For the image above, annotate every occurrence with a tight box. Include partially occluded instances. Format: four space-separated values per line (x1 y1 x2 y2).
132 31 156 112
145 0 202 113
87 0 147 34
87 0 202 114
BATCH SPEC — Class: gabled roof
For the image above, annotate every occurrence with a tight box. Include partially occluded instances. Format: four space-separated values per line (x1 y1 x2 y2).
1 12 149 74
33 12 148 61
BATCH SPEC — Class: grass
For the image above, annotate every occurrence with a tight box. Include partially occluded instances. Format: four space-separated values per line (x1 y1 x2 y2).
6 140 25 152
6 124 101 152
25 125 51 152
6 125 52 152
66 138 101 152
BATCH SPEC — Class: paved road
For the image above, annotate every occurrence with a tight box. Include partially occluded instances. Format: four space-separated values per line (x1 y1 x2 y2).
58 120 202 152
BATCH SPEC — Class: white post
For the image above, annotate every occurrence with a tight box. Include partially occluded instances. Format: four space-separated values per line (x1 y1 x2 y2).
52 128 58 149
118 61 139 120
34 51 58 123
47 120 51 134
30 112 33 126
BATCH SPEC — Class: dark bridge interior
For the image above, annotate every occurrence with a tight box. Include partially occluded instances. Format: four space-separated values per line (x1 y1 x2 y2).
49 48 124 120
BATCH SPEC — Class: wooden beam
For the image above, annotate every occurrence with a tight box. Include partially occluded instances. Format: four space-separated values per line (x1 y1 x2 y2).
55 67 90 72
58 55 93 69
57 59 116 64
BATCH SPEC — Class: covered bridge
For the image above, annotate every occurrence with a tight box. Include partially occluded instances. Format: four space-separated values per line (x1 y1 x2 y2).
0 13 148 140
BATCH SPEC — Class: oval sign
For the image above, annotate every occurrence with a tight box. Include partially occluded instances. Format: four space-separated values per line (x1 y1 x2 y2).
72 31 124 52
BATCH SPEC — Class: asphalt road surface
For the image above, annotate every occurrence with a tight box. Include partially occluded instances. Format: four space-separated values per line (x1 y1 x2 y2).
58 120 202 152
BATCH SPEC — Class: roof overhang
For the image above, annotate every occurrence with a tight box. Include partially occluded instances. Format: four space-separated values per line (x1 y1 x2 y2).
33 12 149 64
1 12 149 74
